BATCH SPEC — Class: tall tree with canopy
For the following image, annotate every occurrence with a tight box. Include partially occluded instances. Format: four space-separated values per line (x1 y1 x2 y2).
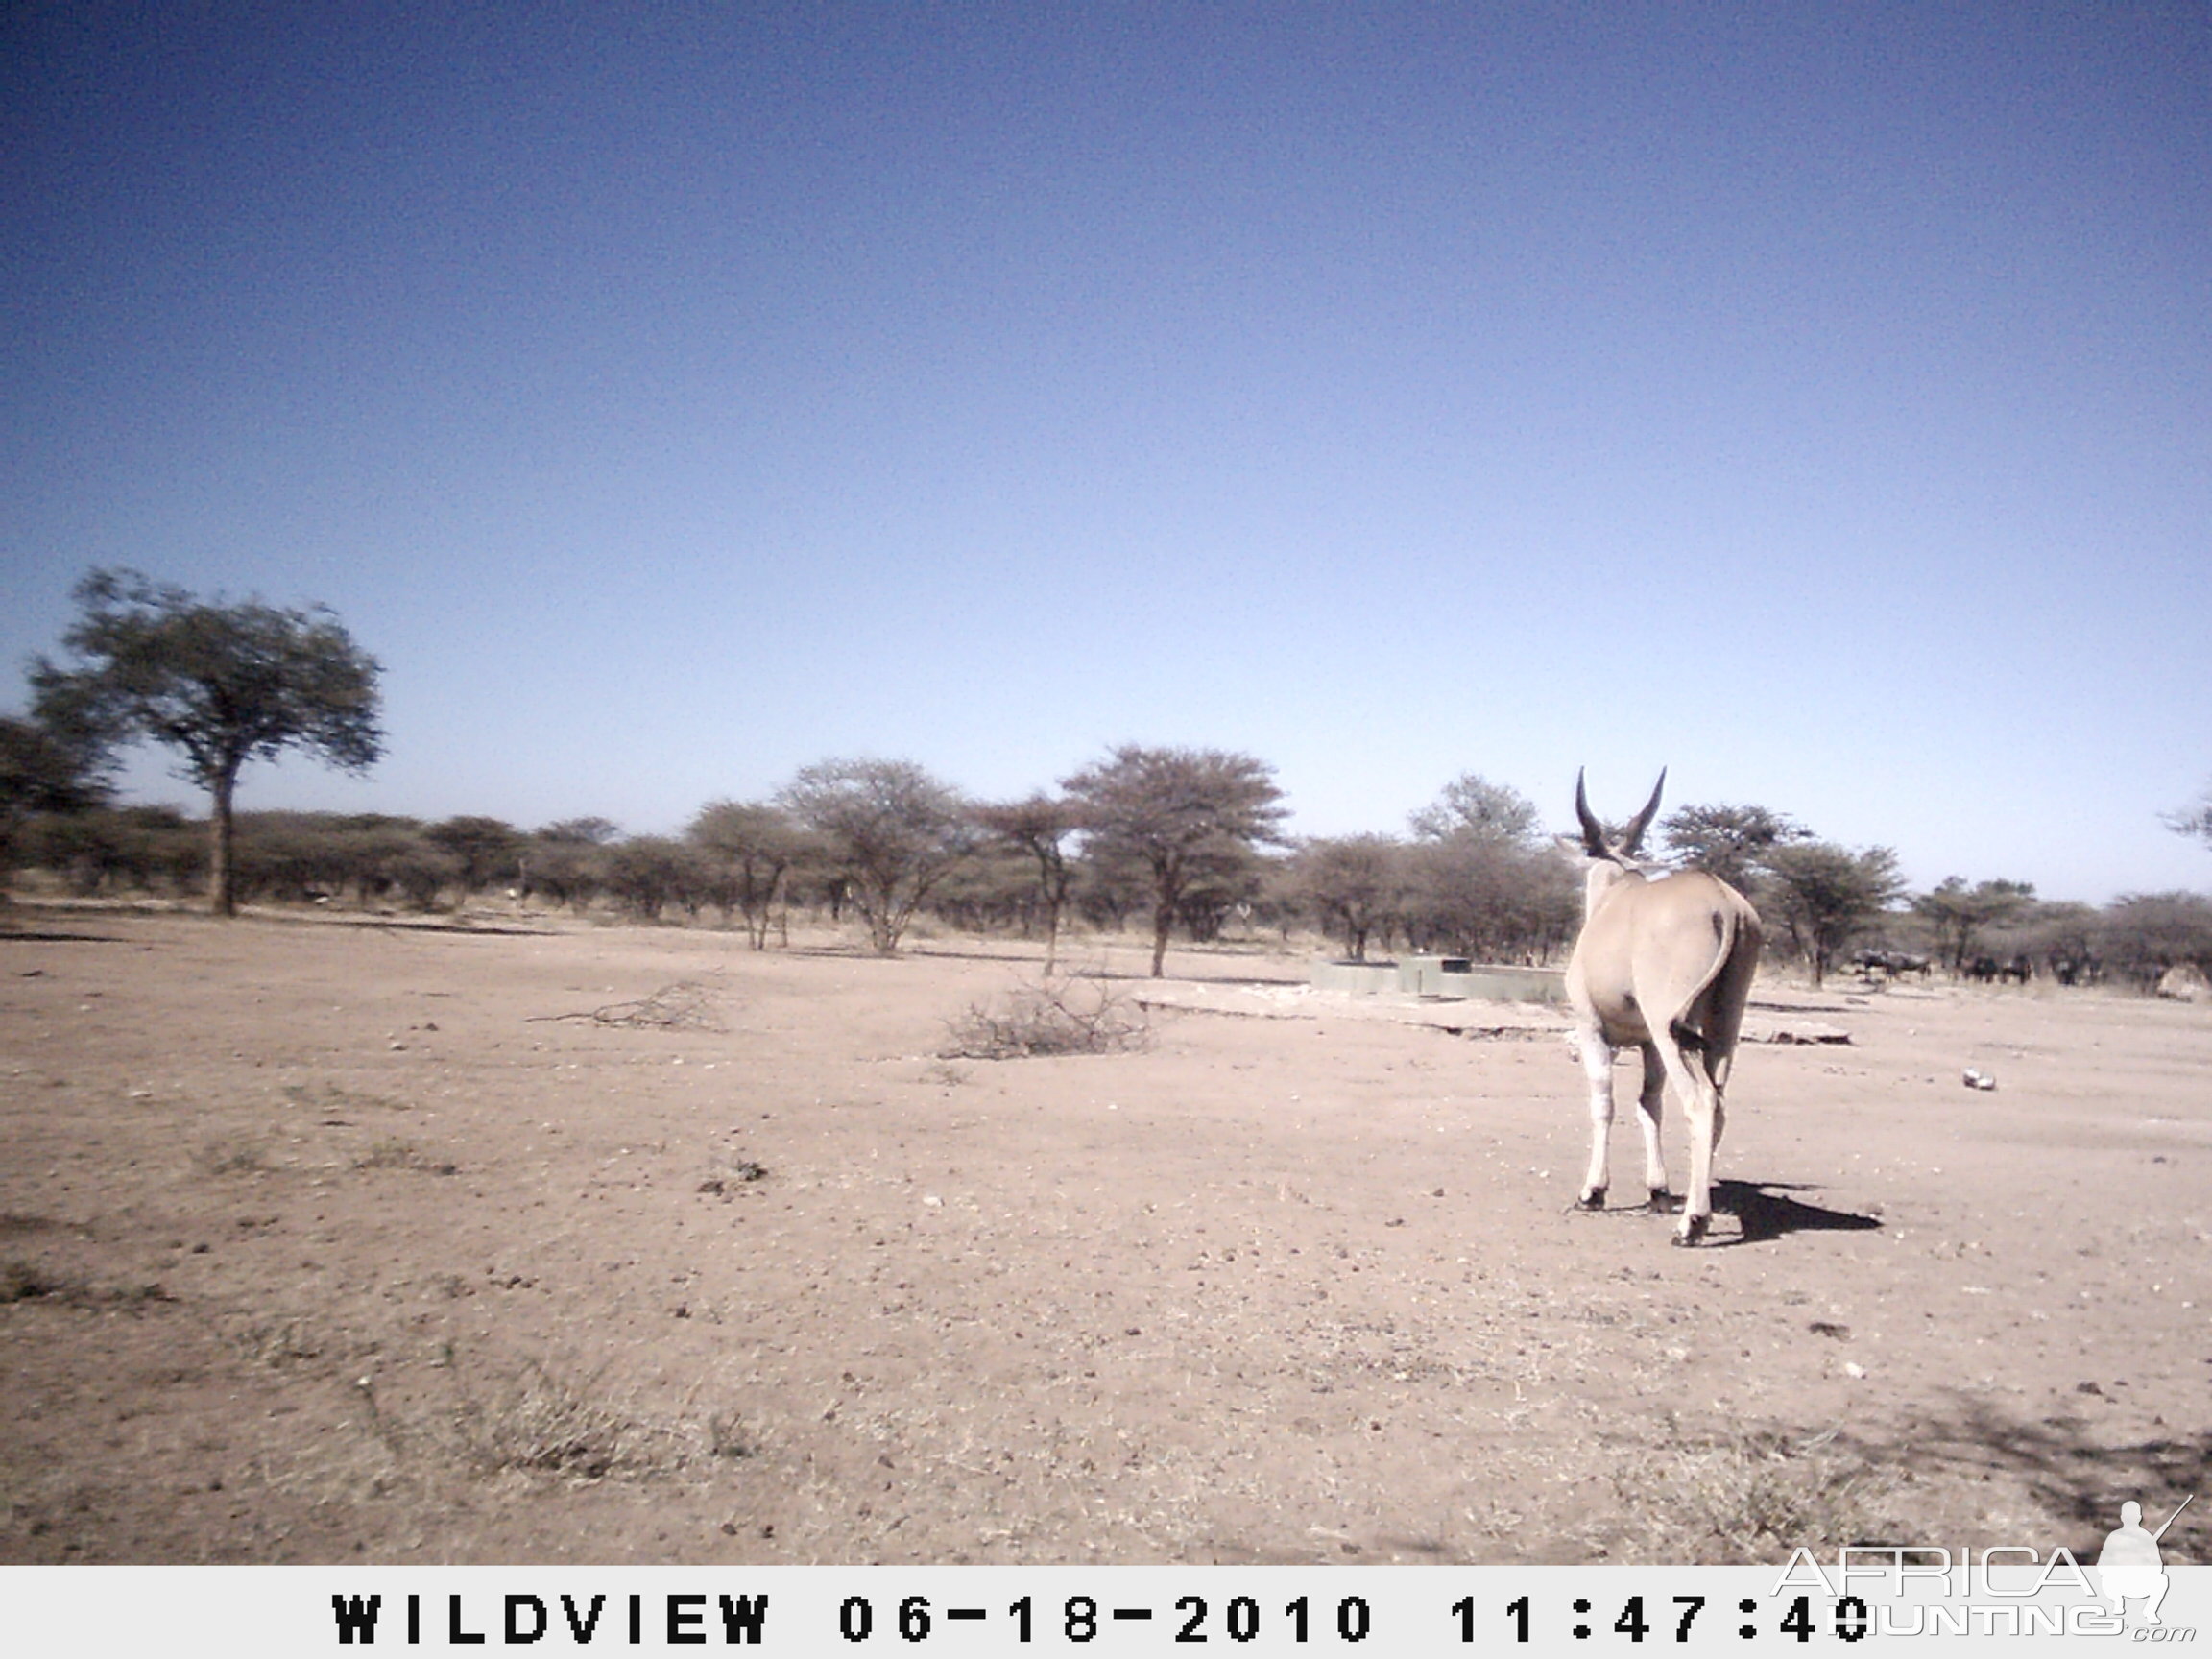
688 799 810 949
974 793 1079 974
778 757 974 955
32 569 383 916
1760 842 1907 986
1061 745 1287 977
1660 802 1812 894
1912 876 2037 974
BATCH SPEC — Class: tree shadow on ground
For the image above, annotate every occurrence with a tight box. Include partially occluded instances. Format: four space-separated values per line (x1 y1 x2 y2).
903 946 1057 966
1068 966 1308 987
1710 1179 1884 1246
366 922 556 937
0 929 126 944
1859 1397 2209 1560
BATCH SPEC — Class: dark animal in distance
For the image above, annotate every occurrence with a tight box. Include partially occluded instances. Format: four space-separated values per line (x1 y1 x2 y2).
1853 949 1932 982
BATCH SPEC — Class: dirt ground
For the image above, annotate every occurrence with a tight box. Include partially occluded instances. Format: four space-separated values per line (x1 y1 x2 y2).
2 904 2206 1566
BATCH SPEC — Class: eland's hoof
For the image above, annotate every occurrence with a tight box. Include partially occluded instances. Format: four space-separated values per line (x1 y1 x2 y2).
1575 1190 1606 1212
1645 1188 1680 1214
1671 1214 1710 1247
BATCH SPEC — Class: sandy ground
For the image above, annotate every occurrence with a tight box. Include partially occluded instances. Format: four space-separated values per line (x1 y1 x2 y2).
1 905 2205 1566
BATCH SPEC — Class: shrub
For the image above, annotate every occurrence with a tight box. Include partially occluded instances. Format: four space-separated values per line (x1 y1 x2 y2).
942 975 1150 1060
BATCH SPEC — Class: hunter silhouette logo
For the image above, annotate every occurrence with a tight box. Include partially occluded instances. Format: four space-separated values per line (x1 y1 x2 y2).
2098 1494 2191 1627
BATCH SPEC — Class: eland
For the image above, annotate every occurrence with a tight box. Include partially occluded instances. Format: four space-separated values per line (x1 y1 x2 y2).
1564 770 1763 1245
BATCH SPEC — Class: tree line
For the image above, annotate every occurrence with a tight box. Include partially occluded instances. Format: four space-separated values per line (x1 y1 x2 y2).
6 569 2212 989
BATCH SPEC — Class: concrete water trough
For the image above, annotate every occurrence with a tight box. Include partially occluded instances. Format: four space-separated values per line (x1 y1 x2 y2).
1310 955 1566 1005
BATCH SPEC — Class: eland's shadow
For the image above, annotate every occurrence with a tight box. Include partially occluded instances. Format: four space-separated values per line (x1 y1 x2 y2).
1710 1179 1883 1246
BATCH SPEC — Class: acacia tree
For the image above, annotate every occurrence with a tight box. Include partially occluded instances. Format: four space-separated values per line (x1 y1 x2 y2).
32 570 382 916
1660 803 1811 894
1 711 110 894
1911 876 2037 974
1407 773 1541 843
778 758 974 955
974 793 1079 974
425 815 522 903
2098 891 2212 992
1759 842 1906 986
603 835 698 922
1297 833 1402 962
1398 773 1575 962
524 819 619 913
1061 745 1287 977
688 799 808 949
2163 785 2212 851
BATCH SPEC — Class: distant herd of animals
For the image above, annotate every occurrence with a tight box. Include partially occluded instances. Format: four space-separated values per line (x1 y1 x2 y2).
1849 948 2103 986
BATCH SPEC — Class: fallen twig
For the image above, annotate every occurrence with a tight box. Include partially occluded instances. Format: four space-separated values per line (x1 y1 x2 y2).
528 980 723 1031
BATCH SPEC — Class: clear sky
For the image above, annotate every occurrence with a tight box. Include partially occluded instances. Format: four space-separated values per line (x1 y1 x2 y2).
5 3 2207 903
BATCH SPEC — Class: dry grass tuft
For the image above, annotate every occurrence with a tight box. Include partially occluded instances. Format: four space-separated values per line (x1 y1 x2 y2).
706 1410 754 1460
942 975 1150 1060
1 1257 171 1309
193 1133 274 1176
229 1315 326 1367
1609 1424 1902 1564
282 1081 411 1114
353 1136 458 1175
0 1258 74 1302
447 1361 696 1482
698 1155 769 1196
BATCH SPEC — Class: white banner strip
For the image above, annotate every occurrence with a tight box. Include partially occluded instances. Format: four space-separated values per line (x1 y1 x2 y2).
3 1562 2203 1651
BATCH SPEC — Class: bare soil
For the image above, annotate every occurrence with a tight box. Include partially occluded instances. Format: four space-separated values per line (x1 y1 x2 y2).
2 905 2205 1565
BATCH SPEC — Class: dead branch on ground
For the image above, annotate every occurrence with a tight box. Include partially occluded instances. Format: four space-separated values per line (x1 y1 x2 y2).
528 979 723 1031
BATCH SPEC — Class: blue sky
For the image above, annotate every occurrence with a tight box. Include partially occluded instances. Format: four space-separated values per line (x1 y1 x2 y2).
5 3 2207 902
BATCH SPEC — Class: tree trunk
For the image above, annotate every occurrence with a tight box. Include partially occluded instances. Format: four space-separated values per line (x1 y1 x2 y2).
208 765 240 917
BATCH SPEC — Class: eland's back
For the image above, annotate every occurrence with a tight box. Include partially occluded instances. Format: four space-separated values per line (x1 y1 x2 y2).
1564 773 1763 1245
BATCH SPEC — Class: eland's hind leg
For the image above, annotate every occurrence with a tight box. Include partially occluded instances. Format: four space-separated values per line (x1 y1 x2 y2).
1574 1023 1616 1209
1634 1044 1671 1209
1653 1034 1721 1245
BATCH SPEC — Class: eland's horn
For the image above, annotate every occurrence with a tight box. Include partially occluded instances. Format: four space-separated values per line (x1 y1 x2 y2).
1619 769 1668 855
1574 768 1609 856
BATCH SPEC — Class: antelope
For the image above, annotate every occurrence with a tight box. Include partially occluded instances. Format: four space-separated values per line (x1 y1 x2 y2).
1564 770 1764 1245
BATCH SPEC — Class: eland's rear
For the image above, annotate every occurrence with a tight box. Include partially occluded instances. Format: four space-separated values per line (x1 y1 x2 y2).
1563 770 1763 1245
